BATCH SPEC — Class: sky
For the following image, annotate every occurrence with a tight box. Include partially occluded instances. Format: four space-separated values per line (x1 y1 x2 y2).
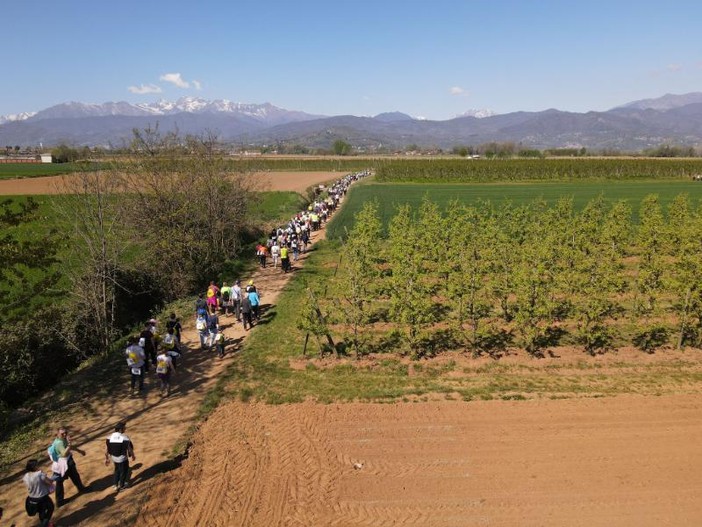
3 0 702 120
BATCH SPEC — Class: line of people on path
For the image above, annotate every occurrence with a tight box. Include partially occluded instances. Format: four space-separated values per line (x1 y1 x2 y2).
16 171 371 527
257 170 370 272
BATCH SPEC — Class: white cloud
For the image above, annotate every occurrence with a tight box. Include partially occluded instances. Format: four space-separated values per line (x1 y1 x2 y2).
127 83 163 94
450 86 469 97
160 73 190 88
192 80 202 90
667 63 682 72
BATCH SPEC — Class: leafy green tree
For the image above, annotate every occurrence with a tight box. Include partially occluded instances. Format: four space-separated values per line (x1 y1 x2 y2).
569 197 628 354
332 139 351 156
387 204 435 357
665 194 702 348
445 203 494 355
336 201 382 357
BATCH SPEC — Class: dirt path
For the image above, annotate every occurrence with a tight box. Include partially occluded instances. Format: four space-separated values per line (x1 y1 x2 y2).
0 211 331 526
137 395 702 527
0 171 341 195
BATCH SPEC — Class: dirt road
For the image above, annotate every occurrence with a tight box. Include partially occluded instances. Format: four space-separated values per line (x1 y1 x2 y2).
137 395 702 527
0 171 341 195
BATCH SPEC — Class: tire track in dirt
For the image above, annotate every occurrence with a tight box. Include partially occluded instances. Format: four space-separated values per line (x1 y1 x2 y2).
139 396 702 527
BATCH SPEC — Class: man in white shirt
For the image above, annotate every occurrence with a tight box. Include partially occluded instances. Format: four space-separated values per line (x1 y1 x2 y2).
104 421 135 492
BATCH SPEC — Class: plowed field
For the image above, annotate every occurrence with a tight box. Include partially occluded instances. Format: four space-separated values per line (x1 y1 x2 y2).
138 395 702 527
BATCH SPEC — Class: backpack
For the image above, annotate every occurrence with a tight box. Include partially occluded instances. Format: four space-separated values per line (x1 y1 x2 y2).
196 317 207 331
126 349 139 366
207 287 215 298
163 333 176 350
156 357 169 374
222 290 230 302
48 443 59 462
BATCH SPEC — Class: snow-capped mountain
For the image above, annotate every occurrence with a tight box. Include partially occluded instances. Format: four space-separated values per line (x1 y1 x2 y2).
457 108 498 119
17 97 320 126
0 112 36 125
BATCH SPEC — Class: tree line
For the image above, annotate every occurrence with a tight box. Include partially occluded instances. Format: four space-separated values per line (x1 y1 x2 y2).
306 195 702 358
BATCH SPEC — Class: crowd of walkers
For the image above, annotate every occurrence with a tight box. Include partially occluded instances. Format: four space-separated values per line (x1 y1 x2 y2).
15 170 369 527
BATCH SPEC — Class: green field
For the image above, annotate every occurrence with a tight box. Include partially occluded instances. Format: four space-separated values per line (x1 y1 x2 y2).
326 180 702 238
0 162 105 179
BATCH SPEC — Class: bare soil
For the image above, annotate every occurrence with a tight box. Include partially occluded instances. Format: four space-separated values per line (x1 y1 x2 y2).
137 395 702 527
0 171 340 195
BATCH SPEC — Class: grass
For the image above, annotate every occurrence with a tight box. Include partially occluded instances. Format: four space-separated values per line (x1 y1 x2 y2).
326 179 702 238
0 162 103 179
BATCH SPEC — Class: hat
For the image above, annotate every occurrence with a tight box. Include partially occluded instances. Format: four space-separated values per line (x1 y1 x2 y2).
149 318 157 325
248 280 254 285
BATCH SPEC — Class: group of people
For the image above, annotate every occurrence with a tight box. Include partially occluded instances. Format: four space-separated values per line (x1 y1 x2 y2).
256 170 370 273
123 314 183 397
15 171 371 527
20 422 135 527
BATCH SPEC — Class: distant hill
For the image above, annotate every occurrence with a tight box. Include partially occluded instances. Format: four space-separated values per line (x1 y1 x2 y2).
1 94 702 150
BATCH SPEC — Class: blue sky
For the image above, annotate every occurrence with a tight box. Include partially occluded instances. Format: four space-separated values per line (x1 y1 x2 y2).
3 0 701 119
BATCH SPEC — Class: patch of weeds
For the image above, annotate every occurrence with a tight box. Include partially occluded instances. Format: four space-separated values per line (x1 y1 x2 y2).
501 394 527 401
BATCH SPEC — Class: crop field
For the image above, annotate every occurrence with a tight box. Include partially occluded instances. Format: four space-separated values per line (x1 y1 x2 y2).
0 162 102 179
327 179 702 238
375 157 702 182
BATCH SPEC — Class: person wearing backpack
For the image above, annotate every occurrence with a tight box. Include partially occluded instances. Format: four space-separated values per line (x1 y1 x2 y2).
165 313 182 345
207 311 220 350
220 282 232 316
214 331 226 358
161 328 180 368
139 322 156 369
125 336 146 395
241 293 254 330
155 350 175 396
206 281 219 314
195 311 209 350
22 459 55 527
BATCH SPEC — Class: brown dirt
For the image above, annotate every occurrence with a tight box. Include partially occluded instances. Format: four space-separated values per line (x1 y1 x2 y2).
0 171 340 195
137 395 702 527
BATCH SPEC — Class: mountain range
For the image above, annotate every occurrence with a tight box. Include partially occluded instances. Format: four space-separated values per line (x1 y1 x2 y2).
1 93 701 151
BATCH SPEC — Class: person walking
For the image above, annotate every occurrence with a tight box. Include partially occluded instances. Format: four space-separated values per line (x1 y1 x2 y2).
165 313 182 345
125 336 146 395
241 294 254 330
232 280 242 321
271 241 280 268
104 421 135 492
248 289 261 321
49 427 88 507
196 310 209 350
155 349 175 396
280 244 290 273
207 311 220 350
22 459 55 527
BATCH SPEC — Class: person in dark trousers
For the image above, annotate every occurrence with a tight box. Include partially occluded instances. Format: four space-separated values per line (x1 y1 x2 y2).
241 294 254 330
23 459 55 527
49 426 88 507
104 421 135 492
165 313 182 345
139 322 156 368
